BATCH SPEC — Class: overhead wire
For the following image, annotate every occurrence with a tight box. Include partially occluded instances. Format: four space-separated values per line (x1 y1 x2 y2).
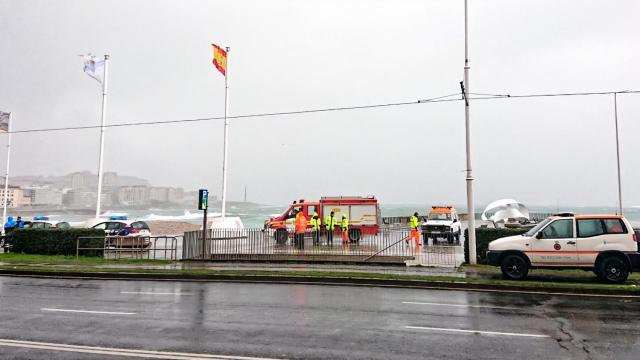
6 90 640 135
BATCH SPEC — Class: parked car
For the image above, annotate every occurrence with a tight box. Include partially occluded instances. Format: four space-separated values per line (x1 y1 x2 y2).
487 213 640 283
23 216 70 229
91 219 151 237
25 221 71 229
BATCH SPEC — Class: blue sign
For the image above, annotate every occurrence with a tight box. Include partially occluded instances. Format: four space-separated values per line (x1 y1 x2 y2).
198 189 208 210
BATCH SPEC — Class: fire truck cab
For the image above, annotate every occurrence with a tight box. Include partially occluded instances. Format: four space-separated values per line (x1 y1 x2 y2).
265 196 381 245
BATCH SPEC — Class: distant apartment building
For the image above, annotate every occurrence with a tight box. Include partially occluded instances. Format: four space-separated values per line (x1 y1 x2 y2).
63 190 95 208
103 172 118 187
63 190 112 208
0 186 32 208
33 188 64 206
115 186 149 206
23 186 64 207
148 187 185 204
70 171 96 190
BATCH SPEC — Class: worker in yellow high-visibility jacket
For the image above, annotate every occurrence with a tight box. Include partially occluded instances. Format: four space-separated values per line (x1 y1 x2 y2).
409 212 421 247
310 212 321 246
325 211 336 246
341 215 349 243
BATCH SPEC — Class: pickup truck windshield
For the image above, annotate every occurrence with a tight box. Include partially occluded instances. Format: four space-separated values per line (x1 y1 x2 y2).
428 213 451 221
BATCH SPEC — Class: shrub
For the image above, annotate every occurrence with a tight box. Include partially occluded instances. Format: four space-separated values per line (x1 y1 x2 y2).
464 227 528 264
8 229 105 256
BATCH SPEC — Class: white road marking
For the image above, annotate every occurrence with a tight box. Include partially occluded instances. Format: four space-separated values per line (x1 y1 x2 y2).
402 301 518 310
41 308 136 315
406 326 550 338
120 291 193 296
0 339 284 360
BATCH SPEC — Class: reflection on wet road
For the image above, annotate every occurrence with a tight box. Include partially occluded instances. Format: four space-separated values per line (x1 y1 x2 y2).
0 276 638 359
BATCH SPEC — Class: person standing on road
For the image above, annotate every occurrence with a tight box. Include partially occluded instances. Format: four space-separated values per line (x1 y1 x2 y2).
325 211 336 247
409 212 421 247
310 212 321 246
15 216 24 229
341 214 349 244
295 211 307 250
3 216 16 234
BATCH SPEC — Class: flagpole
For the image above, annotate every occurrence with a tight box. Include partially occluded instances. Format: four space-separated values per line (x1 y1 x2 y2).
220 47 230 220
2 114 12 235
95 54 109 219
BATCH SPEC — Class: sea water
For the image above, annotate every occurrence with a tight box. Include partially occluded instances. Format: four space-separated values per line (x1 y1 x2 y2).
43 204 640 228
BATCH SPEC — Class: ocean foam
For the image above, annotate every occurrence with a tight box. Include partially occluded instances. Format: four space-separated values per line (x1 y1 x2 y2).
137 210 220 222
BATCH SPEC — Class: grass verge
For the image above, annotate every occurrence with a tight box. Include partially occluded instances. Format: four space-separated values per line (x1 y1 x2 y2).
461 263 640 282
0 253 174 265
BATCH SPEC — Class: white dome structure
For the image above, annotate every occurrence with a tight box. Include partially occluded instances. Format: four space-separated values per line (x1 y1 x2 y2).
481 199 530 224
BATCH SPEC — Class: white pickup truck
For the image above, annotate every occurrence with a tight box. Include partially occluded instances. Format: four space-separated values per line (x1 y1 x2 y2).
487 213 640 283
421 206 462 244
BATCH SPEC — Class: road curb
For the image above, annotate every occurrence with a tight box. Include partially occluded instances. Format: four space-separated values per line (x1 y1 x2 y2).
0 268 638 297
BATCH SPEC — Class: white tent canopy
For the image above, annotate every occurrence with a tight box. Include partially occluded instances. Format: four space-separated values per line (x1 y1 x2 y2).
481 199 530 223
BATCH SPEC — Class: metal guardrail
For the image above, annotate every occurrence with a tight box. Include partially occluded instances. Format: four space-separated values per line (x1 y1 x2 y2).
383 212 555 224
182 228 459 265
76 236 179 260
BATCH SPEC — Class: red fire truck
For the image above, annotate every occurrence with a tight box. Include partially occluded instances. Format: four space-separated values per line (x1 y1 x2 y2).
264 196 381 244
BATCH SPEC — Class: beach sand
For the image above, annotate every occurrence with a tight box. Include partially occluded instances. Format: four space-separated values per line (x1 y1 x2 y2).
147 221 200 236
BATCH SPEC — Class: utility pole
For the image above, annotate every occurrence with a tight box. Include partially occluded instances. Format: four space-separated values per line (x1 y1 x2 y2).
613 93 623 215
2 113 12 235
463 0 477 264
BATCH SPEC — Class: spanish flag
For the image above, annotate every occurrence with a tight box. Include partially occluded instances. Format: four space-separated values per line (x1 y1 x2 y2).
212 44 227 76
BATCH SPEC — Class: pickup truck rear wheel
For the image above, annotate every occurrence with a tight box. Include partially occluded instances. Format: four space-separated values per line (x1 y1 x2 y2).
500 254 529 280
274 229 288 245
596 256 629 284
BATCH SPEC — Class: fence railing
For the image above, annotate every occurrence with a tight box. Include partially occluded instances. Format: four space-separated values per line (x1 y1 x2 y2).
76 235 180 260
182 227 460 265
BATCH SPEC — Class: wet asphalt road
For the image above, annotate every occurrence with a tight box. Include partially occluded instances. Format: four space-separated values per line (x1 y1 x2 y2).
0 276 638 360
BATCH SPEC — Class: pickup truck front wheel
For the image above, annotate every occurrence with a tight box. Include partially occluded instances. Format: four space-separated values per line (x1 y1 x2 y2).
596 256 629 284
500 254 529 280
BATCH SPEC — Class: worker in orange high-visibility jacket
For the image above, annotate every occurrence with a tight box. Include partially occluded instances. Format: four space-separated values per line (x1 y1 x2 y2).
295 211 307 250
409 212 421 247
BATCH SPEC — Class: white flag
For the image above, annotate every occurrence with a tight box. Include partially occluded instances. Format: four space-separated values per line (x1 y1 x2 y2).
0 111 10 133
83 55 105 85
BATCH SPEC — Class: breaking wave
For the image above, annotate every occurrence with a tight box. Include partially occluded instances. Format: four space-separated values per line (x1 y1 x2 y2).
137 210 214 222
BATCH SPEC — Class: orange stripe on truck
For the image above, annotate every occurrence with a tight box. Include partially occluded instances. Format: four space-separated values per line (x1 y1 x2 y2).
525 251 599 254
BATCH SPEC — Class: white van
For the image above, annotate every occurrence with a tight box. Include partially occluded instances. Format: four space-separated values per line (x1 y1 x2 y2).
487 213 640 283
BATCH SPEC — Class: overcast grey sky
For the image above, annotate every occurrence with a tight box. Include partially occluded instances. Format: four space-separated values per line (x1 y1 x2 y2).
1 0 639 207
